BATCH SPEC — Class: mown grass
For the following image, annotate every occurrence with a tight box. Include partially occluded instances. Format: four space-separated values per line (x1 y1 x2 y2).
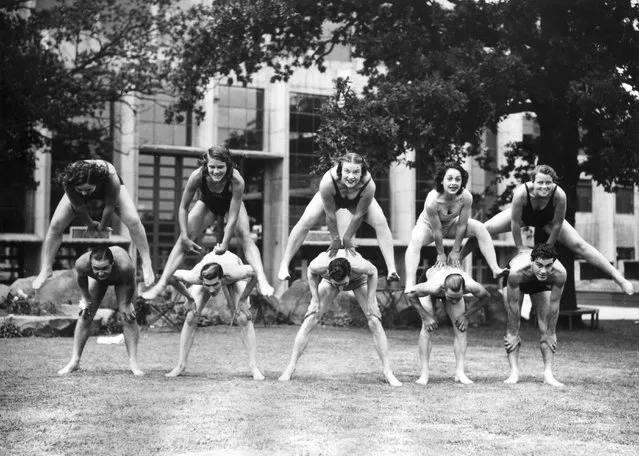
1 320 638 456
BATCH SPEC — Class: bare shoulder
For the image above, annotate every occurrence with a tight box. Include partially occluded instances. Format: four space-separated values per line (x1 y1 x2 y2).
460 189 473 205
74 253 91 272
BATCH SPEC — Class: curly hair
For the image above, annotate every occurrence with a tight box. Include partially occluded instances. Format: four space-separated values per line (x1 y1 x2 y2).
530 164 559 183
434 162 468 195
531 243 558 262
336 153 369 181
56 161 111 189
200 262 224 281
327 258 351 282
200 145 235 179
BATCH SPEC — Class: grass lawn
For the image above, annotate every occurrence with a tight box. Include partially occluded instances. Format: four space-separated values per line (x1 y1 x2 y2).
1 320 638 456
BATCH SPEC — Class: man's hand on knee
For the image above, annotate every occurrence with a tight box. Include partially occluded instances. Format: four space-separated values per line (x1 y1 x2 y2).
504 333 521 353
540 334 557 353
423 314 438 332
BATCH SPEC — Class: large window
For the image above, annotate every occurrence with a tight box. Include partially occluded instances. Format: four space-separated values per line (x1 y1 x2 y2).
139 94 191 146
576 179 592 213
615 186 634 214
217 86 264 151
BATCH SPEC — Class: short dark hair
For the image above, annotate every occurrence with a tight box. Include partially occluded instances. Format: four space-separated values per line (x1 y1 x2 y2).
327 258 351 282
434 162 468 195
531 243 558 262
530 164 559 183
200 262 224 281
444 273 465 293
90 247 114 264
57 161 111 189
336 153 369 181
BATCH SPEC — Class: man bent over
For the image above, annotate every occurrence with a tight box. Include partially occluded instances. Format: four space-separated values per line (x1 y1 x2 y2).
58 246 143 376
165 250 264 380
408 266 490 385
503 243 566 387
278 250 401 386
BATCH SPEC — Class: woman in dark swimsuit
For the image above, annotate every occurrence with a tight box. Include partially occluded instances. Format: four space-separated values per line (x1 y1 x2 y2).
461 164 633 294
33 160 154 289
142 146 273 299
277 153 398 282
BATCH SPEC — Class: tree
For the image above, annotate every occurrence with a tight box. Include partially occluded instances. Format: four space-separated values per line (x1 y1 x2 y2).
168 0 639 309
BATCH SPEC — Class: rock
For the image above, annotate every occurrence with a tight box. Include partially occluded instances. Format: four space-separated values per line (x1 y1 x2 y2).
0 315 76 338
0 284 10 303
10 270 118 311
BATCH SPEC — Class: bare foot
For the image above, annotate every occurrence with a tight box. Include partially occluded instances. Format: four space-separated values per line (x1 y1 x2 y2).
620 279 634 295
504 372 520 384
454 372 474 384
165 365 186 378
58 361 80 375
130 364 145 376
252 368 265 381
258 278 274 297
415 375 429 385
142 264 155 287
387 271 400 282
544 372 564 387
33 271 53 290
277 266 291 281
141 283 165 301
278 367 294 381
384 371 402 387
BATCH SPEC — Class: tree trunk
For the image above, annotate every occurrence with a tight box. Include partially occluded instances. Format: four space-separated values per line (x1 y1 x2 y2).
537 113 580 311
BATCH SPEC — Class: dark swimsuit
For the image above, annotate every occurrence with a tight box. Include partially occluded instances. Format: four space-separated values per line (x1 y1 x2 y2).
199 168 233 216
331 175 371 210
520 184 557 243
69 173 124 218
501 270 552 294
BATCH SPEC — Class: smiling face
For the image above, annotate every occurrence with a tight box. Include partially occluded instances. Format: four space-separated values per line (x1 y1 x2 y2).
207 158 228 182
75 182 97 196
441 168 463 196
532 172 554 198
340 162 362 189
90 258 113 281
531 257 555 281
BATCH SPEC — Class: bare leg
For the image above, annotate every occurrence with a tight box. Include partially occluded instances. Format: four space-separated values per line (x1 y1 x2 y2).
34 195 75 290
404 216 433 293
504 347 521 384
142 202 212 300
166 286 208 377
235 204 273 296
464 219 507 279
367 317 402 386
459 209 511 260
416 324 432 385
364 199 399 280
445 299 473 384
533 293 563 387
556 221 634 295
278 314 319 381
277 193 325 280
118 186 155 287
236 312 265 380
504 286 523 384
122 320 144 376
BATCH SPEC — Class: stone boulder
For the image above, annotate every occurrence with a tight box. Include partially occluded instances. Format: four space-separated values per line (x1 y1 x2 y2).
10 270 118 311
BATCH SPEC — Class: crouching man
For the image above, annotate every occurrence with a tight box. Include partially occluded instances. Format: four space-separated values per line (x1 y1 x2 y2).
278 250 401 386
503 243 567 387
408 266 491 385
58 246 143 376
165 250 264 380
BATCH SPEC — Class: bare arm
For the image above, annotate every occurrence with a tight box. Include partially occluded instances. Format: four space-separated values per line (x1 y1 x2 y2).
342 180 376 252
217 170 245 254
319 172 341 256
307 256 327 309
425 194 446 266
97 164 121 231
504 275 523 351
74 265 93 307
510 185 527 251
65 188 97 229
455 279 490 331
448 191 472 267
546 186 567 246
177 170 202 253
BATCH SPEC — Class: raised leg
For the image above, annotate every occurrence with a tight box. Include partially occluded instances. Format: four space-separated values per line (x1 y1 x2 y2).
465 219 508 279
235 203 273 296
404 216 434 293
364 199 399 280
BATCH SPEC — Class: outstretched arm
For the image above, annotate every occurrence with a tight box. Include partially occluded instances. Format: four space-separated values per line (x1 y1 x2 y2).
448 191 472 267
510 186 527 252
177 171 203 254
455 279 490 331
97 168 121 231
342 181 376 254
319 174 341 256
546 186 567 246
425 196 446 267
216 171 245 254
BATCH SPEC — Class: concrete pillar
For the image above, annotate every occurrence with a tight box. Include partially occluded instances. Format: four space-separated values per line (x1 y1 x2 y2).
592 182 615 261
113 95 138 258
33 136 51 239
634 187 639 258
195 86 216 148
389 150 415 243
263 82 289 296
